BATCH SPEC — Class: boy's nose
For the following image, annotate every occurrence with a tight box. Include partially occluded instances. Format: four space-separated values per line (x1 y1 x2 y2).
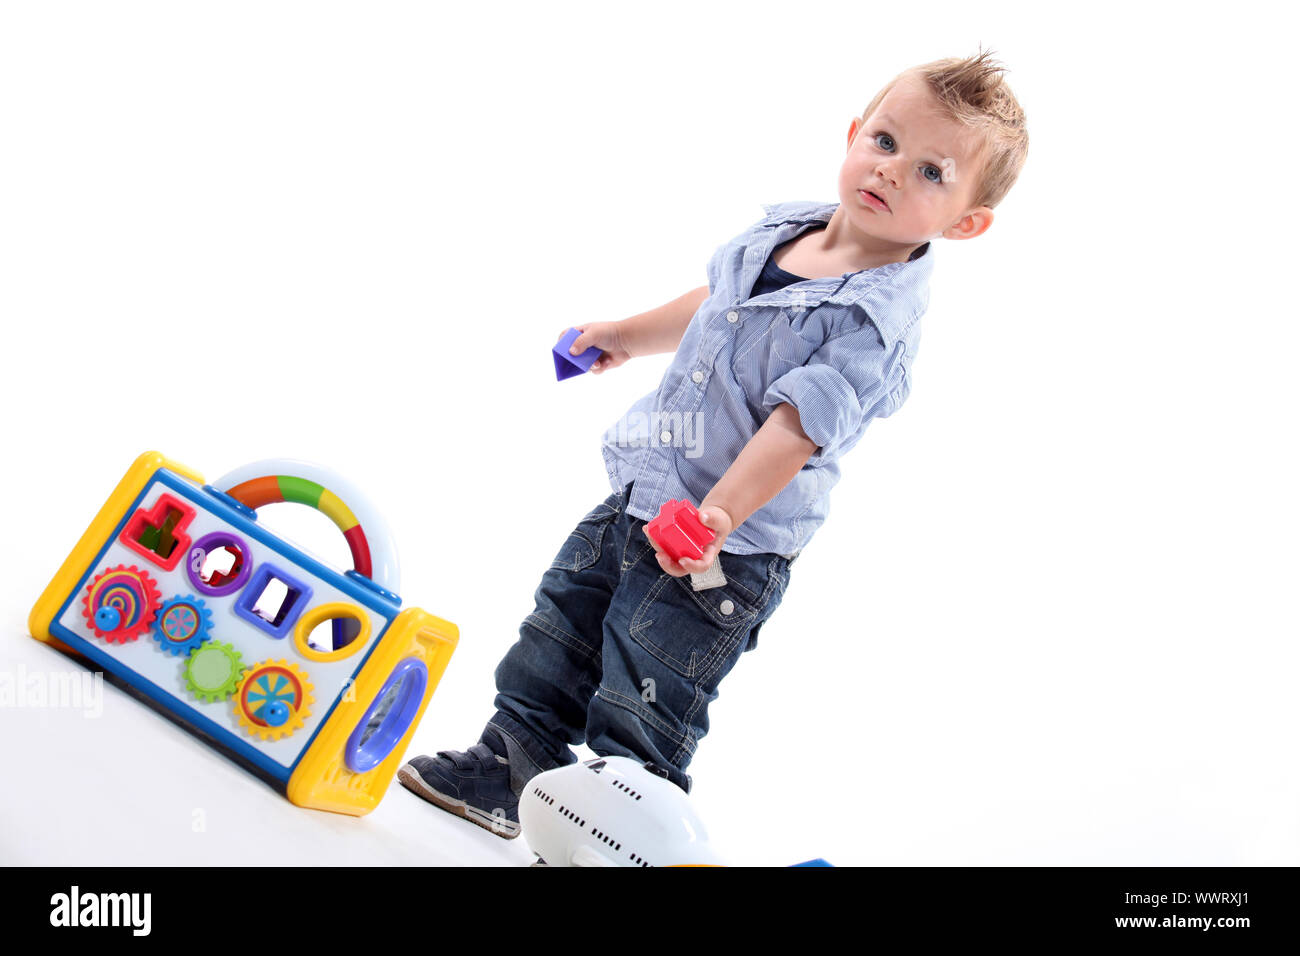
874 161 902 190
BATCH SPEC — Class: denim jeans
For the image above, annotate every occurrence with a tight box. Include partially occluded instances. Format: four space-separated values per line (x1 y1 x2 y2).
485 482 793 794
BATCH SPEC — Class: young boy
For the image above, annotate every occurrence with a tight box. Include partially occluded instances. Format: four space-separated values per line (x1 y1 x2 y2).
398 50 1028 838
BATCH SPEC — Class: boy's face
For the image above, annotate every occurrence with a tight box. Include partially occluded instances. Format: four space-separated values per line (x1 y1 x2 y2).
838 73 993 248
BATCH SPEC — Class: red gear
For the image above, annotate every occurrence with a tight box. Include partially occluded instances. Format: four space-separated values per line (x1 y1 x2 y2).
81 564 162 643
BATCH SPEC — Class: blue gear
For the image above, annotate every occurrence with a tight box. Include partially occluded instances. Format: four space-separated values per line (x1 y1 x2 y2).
152 595 214 656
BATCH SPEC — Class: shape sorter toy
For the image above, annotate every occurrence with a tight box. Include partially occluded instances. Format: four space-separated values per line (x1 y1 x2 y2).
28 451 458 816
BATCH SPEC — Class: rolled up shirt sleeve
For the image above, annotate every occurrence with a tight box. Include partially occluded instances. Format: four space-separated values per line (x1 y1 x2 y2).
762 325 904 466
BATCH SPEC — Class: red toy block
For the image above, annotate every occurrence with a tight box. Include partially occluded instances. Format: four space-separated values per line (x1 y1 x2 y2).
645 499 716 564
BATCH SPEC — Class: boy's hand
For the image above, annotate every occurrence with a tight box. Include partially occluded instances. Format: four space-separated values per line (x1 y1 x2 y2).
558 322 631 375
643 505 735 578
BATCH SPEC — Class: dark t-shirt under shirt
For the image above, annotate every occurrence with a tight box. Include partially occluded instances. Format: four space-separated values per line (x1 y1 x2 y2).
750 224 929 299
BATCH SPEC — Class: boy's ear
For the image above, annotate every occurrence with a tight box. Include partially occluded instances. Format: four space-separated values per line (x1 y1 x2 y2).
942 206 995 241
847 117 862 150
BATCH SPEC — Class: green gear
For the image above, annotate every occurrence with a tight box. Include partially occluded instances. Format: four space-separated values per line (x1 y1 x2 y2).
184 641 245 703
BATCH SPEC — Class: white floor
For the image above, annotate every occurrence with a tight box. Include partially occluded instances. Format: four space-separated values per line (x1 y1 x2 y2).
0 636 536 867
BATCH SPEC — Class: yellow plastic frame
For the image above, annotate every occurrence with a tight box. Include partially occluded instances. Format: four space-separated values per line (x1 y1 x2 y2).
287 606 457 814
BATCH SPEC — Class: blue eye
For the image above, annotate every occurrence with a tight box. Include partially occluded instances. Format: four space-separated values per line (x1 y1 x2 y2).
875 131 944 184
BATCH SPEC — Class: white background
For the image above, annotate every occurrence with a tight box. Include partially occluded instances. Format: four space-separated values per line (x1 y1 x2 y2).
1 0 1295 867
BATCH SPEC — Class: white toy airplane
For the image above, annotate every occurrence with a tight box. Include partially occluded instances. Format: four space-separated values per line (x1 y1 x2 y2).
518 756 726 867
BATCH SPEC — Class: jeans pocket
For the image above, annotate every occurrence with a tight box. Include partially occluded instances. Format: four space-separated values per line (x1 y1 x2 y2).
548 491 623 573
628 556 765 680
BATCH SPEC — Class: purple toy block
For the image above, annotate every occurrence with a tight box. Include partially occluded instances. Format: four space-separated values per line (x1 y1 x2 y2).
553 328 603 381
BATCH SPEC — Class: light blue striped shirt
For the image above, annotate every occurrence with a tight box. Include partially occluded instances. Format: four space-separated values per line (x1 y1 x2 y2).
601 200 934 556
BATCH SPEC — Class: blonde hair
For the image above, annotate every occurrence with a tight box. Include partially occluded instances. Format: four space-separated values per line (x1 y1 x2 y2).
861 48 1028 210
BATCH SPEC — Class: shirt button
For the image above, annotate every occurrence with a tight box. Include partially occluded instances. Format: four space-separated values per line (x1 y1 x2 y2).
691 371 704 384
660 430 672 443
726 311 739 323
719 599 735 615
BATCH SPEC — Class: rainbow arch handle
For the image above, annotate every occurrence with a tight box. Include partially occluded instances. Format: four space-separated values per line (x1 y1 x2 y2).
225 475 372 581
211 459 401 596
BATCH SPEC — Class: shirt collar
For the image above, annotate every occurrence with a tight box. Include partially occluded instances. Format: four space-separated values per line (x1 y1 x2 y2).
747 201 934 347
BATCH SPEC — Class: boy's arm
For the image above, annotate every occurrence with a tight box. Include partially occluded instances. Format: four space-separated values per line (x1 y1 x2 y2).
567 286 709 373
648 403 817 577
618 285 710 356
